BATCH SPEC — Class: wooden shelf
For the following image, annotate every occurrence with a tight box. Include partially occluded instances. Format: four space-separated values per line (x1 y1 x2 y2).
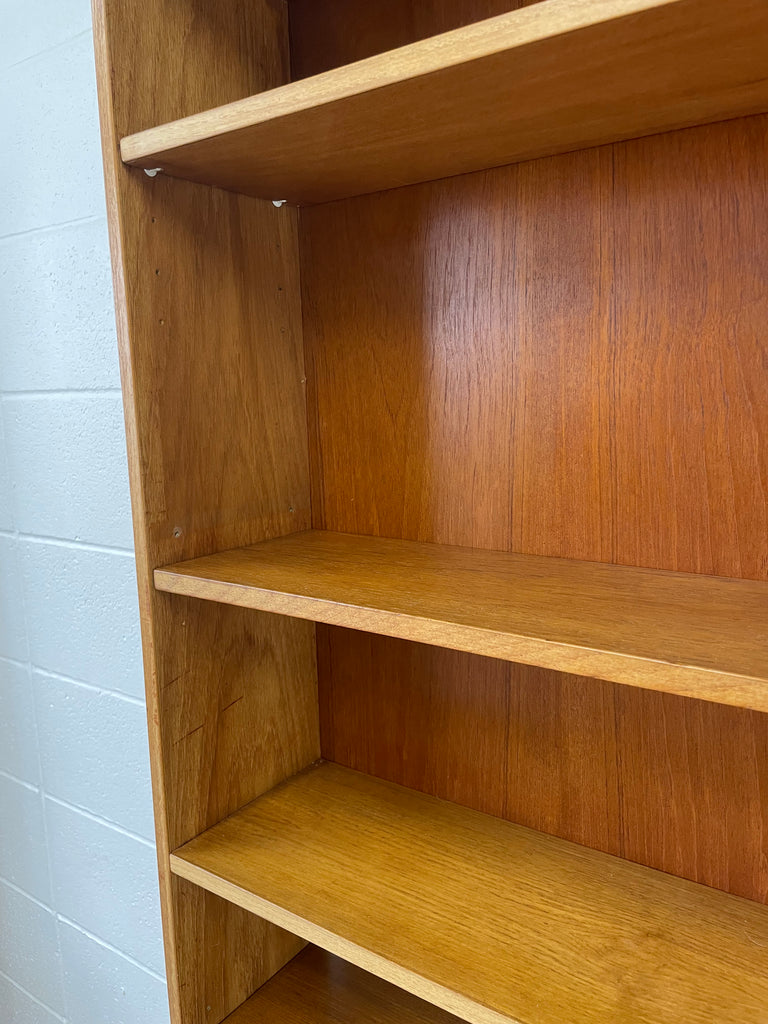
120 0 768 204
173 762 768 1024
224 945 462 1024
155 530 768 711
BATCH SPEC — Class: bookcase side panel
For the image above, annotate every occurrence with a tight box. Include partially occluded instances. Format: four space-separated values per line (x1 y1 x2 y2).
92 2 319 1022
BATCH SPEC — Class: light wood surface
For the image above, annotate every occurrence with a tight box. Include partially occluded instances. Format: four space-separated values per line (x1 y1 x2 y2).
226 945 462 1024
300 109 768 901
155 529 768 710
91 2 319 1021
120 0 768 204
172 762 768 1024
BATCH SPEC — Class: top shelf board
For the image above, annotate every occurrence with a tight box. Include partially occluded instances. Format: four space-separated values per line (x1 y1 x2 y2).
120 0 768 204
155 530 768 712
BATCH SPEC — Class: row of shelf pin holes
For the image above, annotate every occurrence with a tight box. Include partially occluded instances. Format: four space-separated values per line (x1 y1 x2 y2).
144 167 287 206
147 160 292 527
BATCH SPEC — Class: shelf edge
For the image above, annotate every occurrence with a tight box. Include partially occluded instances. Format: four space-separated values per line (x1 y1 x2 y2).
154 567 766 711
120 0 676 166
170 852 520 1024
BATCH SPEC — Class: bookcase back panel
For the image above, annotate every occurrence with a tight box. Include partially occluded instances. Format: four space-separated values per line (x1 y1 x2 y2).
301 114 768 902
318 627 768 903
288 0 536 80
302 114 768 578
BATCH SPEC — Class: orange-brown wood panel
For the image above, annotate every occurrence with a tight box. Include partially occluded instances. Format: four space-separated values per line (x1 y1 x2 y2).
288 0 534 79
318 633 622 855
172 881 303 1024
507 147 614 561
504 666 621 856
318 627 510 818
318 631 768 901
302 178 517 548
614 689 768 902
303 115 768 903
610 117 768 579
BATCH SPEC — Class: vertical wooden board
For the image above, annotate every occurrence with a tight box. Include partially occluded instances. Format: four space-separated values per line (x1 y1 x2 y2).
157 599 318 851
318 627 510 818
114 0 289 134
614 688 768 902
505 667 621 855
302 148 614 554
92 2 319 1022
173 880 304 1022
126 177 311 559
302 174 517 549
288 0 538 79
610 117 768 580
302 189 435 540
508 147 614 562
122 178 320 1024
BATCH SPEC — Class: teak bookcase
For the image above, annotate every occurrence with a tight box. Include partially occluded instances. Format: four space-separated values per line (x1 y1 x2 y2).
92 1 768 1022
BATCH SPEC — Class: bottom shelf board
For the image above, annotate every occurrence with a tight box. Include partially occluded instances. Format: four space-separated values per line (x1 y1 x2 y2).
171 762 768 1024
224 945 462 1023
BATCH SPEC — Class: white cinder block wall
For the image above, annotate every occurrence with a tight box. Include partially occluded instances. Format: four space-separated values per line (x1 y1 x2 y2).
0 1 170 1021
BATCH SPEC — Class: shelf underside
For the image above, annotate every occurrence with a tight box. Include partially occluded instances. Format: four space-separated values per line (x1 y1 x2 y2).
173 762 768 1024
225 945 461 1024
155 530 768 710
120 0 768 204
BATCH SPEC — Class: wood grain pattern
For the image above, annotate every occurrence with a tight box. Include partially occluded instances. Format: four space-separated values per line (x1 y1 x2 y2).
614 688 768 897
609 120 768 578
226 945 462 1024
155 598 318 853
301 118 768 576
155 529 768 710
121 0 768 204
173 878 304 1024
504 665 622 851
320 630 622 849
317 628 511 819
301 113 768 902
320 631 768 901
92 2 319 1022
288 0 532 80
110 0 289 136
172 762 768 1024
